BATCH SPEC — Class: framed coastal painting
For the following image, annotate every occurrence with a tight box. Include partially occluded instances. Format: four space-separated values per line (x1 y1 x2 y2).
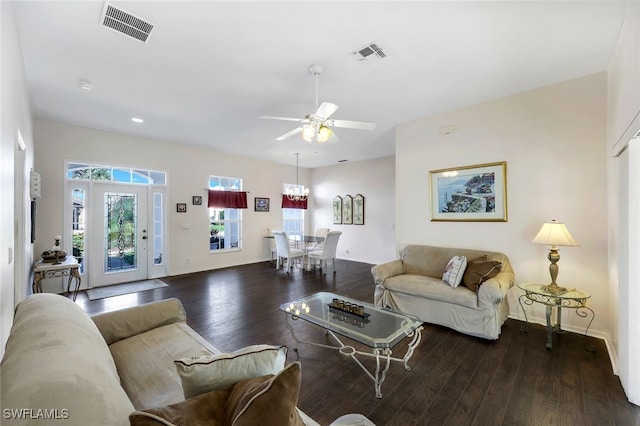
353 194 365 225
429 161 507 222
333 196 342 224
342 195 353 225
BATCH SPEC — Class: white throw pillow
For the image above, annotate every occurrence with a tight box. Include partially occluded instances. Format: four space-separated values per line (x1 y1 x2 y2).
442 256 467 288
174 344 287 398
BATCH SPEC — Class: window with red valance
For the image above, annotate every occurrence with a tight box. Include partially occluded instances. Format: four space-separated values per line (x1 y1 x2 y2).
281 195 307 210
208 190 248 209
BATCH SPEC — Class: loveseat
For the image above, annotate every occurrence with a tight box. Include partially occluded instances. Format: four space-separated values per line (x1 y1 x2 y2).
372 245 515 340
0 294 319 425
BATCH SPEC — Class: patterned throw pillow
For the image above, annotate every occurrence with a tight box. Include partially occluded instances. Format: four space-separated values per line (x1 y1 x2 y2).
442 256 467 288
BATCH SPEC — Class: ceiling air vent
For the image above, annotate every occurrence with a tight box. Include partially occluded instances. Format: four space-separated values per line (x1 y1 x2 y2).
101 3 154 43
353 43 387 61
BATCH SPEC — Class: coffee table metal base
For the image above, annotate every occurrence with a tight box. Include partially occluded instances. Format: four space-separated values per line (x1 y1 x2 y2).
284 314 423 398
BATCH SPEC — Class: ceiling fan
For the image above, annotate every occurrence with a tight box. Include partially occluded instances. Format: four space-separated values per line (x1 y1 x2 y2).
259 63 376 143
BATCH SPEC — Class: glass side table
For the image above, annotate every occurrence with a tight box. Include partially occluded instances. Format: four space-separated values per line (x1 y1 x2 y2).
517 283 594 350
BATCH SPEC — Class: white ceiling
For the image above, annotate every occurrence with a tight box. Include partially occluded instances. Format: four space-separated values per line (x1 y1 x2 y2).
12 1 626 168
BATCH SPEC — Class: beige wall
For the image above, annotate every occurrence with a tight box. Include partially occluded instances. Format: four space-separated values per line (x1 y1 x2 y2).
0 2 35 357
34 119 314 281
396 73 610 342
311 156 396 265
34 120 396 288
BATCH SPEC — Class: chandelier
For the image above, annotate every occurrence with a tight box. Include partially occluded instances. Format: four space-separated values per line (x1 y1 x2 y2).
286 153 309 201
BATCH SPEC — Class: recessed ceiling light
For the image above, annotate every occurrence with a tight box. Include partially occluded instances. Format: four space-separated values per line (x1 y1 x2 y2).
131 117 144 123
78 79 93 91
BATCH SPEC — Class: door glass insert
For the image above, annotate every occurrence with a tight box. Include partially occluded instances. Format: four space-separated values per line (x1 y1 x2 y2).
153 192 163 264
72 188 85 273
104 192 138 273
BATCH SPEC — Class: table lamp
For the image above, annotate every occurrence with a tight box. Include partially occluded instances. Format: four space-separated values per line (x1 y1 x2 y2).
532 220 578 295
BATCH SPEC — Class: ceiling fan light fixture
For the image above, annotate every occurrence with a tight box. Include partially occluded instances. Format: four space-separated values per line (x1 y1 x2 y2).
302 124 316 142
317 125 332 143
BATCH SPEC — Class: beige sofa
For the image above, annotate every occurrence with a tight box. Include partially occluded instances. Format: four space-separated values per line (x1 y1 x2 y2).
372 245 515 340
0 294 319 425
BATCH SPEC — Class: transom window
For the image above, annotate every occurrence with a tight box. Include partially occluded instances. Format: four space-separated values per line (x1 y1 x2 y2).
67 162 166 185
209 176 242 252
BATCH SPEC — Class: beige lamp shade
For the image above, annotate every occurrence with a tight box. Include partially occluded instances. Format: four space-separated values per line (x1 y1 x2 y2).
532 220 578 247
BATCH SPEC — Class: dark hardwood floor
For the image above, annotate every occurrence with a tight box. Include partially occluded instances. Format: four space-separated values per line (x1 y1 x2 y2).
76 260 640 425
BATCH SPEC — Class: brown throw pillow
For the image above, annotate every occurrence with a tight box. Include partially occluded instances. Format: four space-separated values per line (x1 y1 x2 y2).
129 385 231 425
225 361 304 426
462 255 502 292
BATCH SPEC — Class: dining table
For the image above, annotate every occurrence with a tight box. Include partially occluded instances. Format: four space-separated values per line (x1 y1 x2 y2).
265 234 324 270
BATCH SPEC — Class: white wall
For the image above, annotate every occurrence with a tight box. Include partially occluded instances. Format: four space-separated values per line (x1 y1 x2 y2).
0 2 35 356
34 119 312 280
311 156 395 265
396 73 610 340
608 1 640 405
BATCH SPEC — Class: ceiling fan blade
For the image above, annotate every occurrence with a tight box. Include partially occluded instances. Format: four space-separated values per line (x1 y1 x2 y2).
314 102 339 120
259 115 308 123
329 119 376 130
275 127 304 141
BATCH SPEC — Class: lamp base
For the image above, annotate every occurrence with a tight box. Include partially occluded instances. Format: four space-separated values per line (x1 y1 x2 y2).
541 283 569 295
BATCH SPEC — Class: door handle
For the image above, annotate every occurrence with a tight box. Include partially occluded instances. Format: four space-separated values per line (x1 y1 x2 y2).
142 229 147 240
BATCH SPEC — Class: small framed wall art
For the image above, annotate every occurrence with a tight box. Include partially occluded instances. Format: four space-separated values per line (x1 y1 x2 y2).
342 195 353 225
192 195 202 205
254 197 270 212
176 203 187 213
333 196 342 224
353 194 365 225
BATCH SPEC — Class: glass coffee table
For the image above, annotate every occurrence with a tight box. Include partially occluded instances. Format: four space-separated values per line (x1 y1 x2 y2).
279 291 423 398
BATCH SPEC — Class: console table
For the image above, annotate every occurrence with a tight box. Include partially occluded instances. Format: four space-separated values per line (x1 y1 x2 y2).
518 283 594 350
33 256 82 301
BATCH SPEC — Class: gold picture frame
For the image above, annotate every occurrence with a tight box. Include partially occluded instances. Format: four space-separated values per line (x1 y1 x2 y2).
429 161 507 222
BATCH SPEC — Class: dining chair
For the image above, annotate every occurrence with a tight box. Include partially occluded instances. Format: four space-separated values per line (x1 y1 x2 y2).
267 227 281 263
314 227 330 250
307 231 342 275
272 230 305 273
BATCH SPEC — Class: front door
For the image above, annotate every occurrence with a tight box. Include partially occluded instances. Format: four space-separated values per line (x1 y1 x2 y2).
90 183 148 287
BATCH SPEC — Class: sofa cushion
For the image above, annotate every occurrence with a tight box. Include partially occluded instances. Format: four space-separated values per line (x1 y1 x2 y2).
383 274 478 309
463 255 502 292
109 322 218 410
174 344 288 398
442 256 467 288
129 362 304 426
0 294 135 426
92 298 189 345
